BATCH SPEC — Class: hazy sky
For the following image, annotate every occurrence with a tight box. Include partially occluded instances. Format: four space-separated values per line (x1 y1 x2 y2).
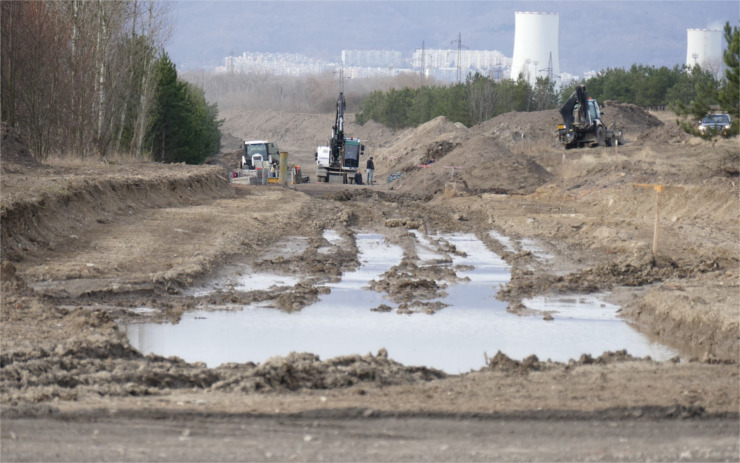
168 1 739 76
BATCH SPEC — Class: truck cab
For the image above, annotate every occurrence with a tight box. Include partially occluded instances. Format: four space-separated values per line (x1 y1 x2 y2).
242 140 280 169
315 146 331 167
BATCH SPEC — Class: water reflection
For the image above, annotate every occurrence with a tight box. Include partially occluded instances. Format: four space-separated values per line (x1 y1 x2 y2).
125 232 677 373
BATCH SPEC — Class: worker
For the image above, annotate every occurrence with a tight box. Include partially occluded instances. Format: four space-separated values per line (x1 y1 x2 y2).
354 169 364 185
366 156 375 185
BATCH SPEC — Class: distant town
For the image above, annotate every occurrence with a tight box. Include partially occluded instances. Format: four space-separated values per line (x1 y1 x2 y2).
217 49 583 85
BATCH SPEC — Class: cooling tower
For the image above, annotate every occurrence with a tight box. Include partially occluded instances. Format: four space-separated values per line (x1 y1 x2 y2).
510 12 560 85
686 29 723 71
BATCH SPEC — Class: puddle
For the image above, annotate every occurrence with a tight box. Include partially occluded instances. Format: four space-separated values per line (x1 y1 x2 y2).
409 230 447 264
488 230 517 253
322 229 343 246
520 237 554 262
124 232 678 374
318 229 343 255
185 267 300 297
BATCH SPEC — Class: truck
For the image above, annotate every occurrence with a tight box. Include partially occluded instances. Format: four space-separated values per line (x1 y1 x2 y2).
233 140 280 184
557 86 623 149
315 92 365 183
315 146 331 168
240 140 280 170
234 140 307 185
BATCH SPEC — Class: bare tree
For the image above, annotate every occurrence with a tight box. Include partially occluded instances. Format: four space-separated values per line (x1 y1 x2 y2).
468 76 496 125
2 2 71 159
2 0 172 160
132 1 172 158
1 1 21 126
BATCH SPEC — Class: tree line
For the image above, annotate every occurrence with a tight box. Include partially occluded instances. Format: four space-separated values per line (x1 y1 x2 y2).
357 22 739 134
356 76 557 129
1 1 221 163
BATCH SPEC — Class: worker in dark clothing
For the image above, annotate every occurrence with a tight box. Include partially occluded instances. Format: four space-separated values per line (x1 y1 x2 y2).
366 156 375 185
354 169 363 185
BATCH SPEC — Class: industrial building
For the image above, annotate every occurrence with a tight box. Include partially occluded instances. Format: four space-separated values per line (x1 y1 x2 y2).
686 28 723 76
510 11 561 86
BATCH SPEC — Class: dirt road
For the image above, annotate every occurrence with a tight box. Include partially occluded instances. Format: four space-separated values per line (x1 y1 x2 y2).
4 411 738 461
1 107 738 460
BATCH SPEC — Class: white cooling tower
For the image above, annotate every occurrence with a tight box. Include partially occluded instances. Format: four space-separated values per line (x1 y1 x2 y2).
510 12 560 85
686 29 723 71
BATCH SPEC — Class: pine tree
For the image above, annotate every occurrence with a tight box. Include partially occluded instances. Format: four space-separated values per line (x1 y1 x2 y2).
148 53 221 164
718 21 739 133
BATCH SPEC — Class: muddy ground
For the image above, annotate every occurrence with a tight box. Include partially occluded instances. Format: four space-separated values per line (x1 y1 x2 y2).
1 105 739 461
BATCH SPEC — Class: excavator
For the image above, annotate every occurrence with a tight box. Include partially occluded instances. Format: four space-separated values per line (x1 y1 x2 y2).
316 92 364 183
558 85 624 149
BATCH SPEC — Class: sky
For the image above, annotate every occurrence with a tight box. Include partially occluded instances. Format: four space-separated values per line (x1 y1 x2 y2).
167 1 739 77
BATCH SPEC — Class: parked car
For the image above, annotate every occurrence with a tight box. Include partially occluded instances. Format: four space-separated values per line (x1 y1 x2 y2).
698 113 732 136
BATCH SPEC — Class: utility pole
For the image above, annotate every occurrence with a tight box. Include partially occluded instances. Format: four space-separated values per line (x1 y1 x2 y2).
414 41 426 86
540 51 554 81
450 33 468 83
421 40 425 85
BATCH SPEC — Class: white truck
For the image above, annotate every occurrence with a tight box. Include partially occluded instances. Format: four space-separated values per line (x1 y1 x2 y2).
315 146 331 168
233 140 308 185
233 140 280 185
240 140 280 170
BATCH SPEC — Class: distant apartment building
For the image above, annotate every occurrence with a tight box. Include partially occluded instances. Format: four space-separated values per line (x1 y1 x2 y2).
216 48 516 82
217 52 333 76
411 49 512 81
341 50 405 69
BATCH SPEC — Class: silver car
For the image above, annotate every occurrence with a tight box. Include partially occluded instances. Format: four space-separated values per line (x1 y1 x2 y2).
698 113 732 136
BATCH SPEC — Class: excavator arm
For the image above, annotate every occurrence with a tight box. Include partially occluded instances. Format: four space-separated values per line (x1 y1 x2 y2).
560 85 590 130
329 92 346 168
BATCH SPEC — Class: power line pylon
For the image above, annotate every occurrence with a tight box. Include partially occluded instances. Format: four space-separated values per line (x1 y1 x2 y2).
450 32 468 83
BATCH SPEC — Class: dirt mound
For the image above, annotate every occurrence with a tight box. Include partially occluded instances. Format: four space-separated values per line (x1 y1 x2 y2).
1 123 42 171
421 140 459 165
389 135 552 195
372 116 469 179
602 101 664 140
471 109 562 147
637 119 691 145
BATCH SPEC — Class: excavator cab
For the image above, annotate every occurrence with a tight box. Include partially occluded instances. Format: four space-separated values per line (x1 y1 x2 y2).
587 99 601 122
343 137 364 169
558 85 621 149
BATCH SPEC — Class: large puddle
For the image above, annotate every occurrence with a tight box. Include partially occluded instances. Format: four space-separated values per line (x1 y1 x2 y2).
125 232 677 373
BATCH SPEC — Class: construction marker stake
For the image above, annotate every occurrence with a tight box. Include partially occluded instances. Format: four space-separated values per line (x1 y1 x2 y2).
632 183 682 256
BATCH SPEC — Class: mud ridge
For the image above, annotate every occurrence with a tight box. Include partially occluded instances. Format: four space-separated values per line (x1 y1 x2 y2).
1 167 232 262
